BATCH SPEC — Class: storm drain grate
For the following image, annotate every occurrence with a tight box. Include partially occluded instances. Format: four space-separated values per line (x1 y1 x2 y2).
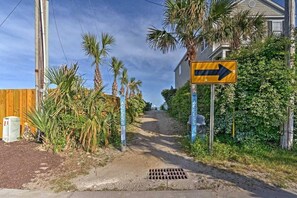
148 168 187 180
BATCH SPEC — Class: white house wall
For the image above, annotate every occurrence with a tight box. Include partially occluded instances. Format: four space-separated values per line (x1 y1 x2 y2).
234 0 283 16
197 44 214 61
174 56 190 88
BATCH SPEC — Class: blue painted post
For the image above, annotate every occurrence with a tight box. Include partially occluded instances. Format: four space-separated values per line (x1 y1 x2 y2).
191 87 197 142
120 94 126 151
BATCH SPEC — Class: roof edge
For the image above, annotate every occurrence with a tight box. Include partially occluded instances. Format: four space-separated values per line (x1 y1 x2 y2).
174 52 187 72
234 0 284 12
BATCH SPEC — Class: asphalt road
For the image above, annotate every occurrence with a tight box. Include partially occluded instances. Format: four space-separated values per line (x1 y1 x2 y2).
1 188 290 198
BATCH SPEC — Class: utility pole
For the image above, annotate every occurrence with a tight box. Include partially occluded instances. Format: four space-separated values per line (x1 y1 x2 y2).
282 0 295 150
35 0 49 109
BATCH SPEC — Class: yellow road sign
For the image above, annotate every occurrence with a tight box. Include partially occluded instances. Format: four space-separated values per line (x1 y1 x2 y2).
191 60 237 84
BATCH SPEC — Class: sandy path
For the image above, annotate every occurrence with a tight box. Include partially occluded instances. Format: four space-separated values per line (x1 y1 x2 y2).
72 111 296 197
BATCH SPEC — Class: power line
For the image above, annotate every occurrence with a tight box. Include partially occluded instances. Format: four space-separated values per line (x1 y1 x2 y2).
51 0 68 64
71 0 85 33
144 0 163 7
0 0 24 28
87 0 114 86
88 0 100 35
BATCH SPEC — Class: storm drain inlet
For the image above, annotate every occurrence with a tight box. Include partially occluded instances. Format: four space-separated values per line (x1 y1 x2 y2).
148 168 187 180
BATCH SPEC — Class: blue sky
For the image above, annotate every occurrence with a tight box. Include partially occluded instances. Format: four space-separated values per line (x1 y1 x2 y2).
0 0 288 106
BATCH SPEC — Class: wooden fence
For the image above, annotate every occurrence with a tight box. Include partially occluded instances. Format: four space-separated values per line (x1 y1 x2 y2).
0 89 36 138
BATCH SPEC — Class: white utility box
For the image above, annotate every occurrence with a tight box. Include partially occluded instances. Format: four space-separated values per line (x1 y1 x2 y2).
2 116 20 143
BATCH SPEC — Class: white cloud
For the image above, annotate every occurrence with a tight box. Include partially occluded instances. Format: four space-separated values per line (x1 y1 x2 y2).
0 0 185 106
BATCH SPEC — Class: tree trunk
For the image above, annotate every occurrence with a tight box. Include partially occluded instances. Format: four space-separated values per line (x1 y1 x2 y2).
94 64 102 90
125 87 129 99
120 85 125 96
188 45 198 142
112 80 118 97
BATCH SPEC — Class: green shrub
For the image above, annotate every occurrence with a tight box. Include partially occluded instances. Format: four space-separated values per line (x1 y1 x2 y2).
144 101 152 111
167 81 210 126
169 82 191 123
215 37 295 143
126 94 146 123
190 138 208 157
28 64 120 152
161 87 176 111
168 37 295 145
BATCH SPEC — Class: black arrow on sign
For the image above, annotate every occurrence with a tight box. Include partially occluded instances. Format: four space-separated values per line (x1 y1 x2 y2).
194 64 232 81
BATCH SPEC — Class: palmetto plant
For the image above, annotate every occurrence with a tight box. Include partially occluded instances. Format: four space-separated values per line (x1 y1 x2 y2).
209 10 265 50
147 0 234 65
28 64 81 152
82 33 115 90
28 64 119 153
79 87 112 151
110 57 124 97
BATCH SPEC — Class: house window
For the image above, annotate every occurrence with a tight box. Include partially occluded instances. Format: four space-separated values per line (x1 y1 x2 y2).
268 20 283 36
226 51 231 58
204 40 208 49
179 65 181 75
201 39 208 52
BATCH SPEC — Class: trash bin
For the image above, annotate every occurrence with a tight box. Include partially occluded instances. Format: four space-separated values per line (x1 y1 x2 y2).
187 114 206 139
2 116 20 142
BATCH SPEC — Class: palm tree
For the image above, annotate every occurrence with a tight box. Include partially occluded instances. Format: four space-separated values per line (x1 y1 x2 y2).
127 77 135 98
110 57 124 97
209 10 265 50
120 68 128 96
134 80 142 95
146 0 234 66
129 78 142 97
82 33 115 90
147 0 234 141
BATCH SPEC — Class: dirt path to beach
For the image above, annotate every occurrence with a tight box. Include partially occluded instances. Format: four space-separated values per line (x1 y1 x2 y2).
72 110 296 197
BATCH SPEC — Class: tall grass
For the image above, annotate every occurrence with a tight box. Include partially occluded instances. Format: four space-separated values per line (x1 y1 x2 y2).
183 135 297 187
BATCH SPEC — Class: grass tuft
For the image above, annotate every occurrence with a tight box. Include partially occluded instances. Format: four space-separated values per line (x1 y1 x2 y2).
182 135 297 188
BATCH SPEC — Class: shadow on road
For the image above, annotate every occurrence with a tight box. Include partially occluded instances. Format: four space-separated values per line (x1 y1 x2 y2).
133 110 296 198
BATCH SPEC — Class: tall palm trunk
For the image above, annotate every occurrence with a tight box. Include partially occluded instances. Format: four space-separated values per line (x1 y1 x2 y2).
232 32 241 50
120 86 125 96
187 45 196 66
112 80 118 97
188 47 198 141
94 64 102 90
125 87 129 99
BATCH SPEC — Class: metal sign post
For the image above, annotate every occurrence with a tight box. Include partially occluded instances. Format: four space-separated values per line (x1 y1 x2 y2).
209 84 215 153
120 94 126 151
190 60 238 153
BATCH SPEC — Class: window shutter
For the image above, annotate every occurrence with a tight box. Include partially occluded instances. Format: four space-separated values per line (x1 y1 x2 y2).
268 21 272 36
282 20 285 35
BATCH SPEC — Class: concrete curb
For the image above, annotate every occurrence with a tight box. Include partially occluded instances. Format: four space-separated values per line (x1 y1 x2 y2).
0 189 254 198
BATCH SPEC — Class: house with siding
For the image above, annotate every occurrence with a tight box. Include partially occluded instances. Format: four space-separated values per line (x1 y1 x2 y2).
174 0 285 89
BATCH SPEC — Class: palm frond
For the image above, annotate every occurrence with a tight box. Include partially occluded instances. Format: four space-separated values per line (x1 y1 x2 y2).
82 33 98 59
110 57 124 78
101 33 115 57
147 27 177 53
208 0 234 23
120 67 128 85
